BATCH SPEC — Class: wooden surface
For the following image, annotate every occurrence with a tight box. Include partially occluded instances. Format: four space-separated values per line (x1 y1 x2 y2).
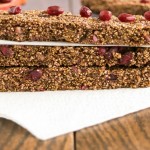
0 119 74 150
76 108 150 150
0 108 150 150
0 0 149 150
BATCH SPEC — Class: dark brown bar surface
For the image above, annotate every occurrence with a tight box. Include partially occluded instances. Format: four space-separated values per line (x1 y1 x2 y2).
0 66 149 92
82 0 150 16
0 45 149 67
0 10 150 46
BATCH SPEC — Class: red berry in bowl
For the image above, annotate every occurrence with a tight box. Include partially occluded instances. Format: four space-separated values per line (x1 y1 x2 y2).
144 11 150 21
47 6 64 16
119 52 133 65
99 10 112 21
80 6 92 18
8 6 21 15
118 13 135 22
140 0 150 3
28 69 43 81
0 0 12 3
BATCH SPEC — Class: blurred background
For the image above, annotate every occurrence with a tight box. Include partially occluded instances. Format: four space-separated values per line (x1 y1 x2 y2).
0 0 81 14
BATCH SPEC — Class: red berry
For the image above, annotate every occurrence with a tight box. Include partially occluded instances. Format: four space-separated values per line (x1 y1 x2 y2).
104 52 113 60
0 0 12 3
97 47 107 56
93 35 98 42
8 6 21 15
80 6 92 18
107 74 117 80
140 0 150 3
118 13 135 22
99 10 112 21
72 66 78 74
119 52 133 65
0 46 13 57
144 11 150 21
28 69 43 81
80 85 89 90
47 6 64 16
109 47 119 53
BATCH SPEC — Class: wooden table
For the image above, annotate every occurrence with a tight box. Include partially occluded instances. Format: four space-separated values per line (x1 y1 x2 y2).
0 0 149 150
0 108 150 150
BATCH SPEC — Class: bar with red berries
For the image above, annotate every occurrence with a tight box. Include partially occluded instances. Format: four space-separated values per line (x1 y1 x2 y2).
0 46 149 67
0 6 149 91
81 0 150 15
0 66 149 91
0 8 150 46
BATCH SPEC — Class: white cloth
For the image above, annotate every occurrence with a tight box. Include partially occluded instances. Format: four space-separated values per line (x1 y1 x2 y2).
0 88 149 140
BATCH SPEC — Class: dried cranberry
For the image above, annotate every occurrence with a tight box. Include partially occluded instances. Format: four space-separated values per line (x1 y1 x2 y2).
107 74 117 80
80 6 92 18
28 69 43 81
93 35 98 42
0 0 12 3
104 52 113 60
72 66 78 74
144 11 150 21
47 6 64 16
0 46 13 57
118 13 135 22
119 52 133 65
8 6 21 15
80 85 88 90
97 47 107 56
99 10 112 21
140 0 150 3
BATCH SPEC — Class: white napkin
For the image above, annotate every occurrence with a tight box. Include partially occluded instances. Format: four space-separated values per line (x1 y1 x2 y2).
0 88 149 140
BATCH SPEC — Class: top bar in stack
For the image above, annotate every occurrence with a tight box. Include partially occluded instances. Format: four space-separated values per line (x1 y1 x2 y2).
0 8 150 46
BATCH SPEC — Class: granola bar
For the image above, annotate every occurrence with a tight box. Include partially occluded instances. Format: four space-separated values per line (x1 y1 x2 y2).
81 0 150 16
0 66 149 91
0 10 150 46
0 45 149 67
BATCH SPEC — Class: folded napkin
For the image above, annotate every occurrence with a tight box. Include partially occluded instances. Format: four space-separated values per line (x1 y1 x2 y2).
0 88 149 140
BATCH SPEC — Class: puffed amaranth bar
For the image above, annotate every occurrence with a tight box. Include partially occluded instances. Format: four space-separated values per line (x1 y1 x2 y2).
0 45 149 67
0 66 149 91
0 10 150 46
81 0 150 16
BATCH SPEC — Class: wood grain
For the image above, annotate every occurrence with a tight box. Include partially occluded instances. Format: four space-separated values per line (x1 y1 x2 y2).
76 108 150 150
0 118 74 150
0 109 150 150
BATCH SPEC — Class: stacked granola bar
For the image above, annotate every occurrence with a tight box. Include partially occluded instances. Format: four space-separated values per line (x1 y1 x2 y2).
81 0 150 15
0 6 149 91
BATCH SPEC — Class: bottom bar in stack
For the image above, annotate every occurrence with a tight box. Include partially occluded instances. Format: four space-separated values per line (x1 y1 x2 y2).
0 66 149 92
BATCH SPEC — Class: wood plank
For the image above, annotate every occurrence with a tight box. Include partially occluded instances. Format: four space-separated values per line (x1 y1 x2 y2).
0 118 74 150
76 108 150 150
